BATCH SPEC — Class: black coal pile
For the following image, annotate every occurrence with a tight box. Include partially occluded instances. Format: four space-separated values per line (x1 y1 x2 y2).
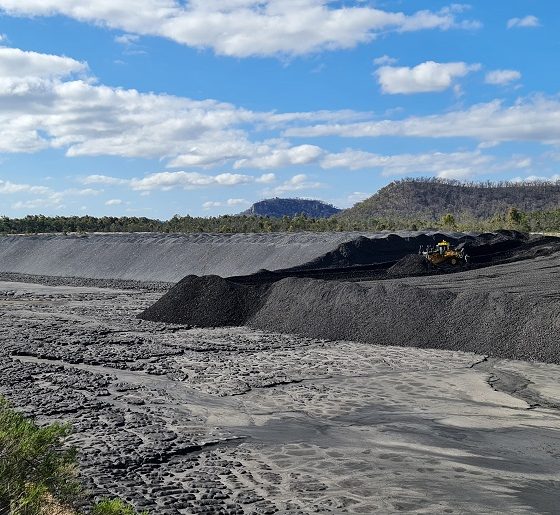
138 275 269 326
289 230 559 272
292 233 452 270
248 276 560 364
459 231 560 264
139 231 560 363
386 254 439 278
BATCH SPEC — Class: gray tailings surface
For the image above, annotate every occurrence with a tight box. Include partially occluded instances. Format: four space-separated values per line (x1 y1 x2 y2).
140 232 560 364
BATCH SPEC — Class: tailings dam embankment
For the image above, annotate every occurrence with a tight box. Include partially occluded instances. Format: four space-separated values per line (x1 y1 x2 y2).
0 231 387 282
140 231 560 364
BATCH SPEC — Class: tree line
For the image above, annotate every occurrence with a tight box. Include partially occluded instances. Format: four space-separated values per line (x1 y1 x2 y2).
0 209 559 235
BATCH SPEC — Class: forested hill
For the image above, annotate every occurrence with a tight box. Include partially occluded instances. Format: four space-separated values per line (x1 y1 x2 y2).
242 198 340 218
339 179 560 222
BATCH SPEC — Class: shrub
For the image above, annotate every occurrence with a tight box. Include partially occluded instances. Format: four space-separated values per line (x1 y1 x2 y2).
0 398 147 515
0 397 80 514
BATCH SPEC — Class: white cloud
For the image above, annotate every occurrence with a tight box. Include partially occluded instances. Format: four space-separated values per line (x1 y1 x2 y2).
105 198 123 206
485 69 521 85
285 96 560 146
0 47 266 163
346 191 370 205
255 173 276 184
373 55 397 66
376 61 480 94
12 198 64 210
234 144 323 169
83 171 273 192
0 48 367 168
0 46 87 78
511 174 560 183
266 174 325 195
0 49 384 167
115 33 140 45
81 175 128 185
507 15 540 29
3 181 102 211
129 171 253 191
0 179 50 194
322 149 498 178
202 198 249 209
0 1 480 58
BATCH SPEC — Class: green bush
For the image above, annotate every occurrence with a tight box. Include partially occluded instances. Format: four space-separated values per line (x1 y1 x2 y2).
0 397 80 514
0 397 148 515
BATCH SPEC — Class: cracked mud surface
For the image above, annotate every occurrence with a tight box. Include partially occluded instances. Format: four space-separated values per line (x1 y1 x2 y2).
1 280 560 514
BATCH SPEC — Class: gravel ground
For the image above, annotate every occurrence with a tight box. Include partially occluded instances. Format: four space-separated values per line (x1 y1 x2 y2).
1 280 560 514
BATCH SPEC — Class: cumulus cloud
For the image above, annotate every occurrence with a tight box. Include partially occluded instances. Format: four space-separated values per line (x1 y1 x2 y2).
0 179 50 195
285 96 560 146
266 174 325 195
83 171 273 192
373 55 397 66
376 61 480 94
0 47 372 169
202 198 249 210
322 149 494 177
234 144 323 169
255 173 276 184
2 180 102 210
485 69 521 85
0 46 87 79
105 198 123 206
0 1 480 58
507 15 540 29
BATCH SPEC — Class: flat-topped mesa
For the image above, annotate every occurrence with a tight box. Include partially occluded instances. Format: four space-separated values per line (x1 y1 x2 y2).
242 197 340 218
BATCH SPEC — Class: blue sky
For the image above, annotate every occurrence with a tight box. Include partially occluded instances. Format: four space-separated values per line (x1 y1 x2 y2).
0 1 558 218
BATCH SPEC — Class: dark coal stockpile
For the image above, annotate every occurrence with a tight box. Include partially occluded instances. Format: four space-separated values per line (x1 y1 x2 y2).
139 231 560 363
138 275 268 326
248 276 560 364
385 254 439 278
290 233 447 270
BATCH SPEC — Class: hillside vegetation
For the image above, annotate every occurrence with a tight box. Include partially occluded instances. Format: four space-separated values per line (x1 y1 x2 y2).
242 198 340 218
1 179 560 234
340 178 560 222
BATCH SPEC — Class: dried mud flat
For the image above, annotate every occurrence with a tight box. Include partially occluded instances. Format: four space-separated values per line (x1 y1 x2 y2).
1 280 560 514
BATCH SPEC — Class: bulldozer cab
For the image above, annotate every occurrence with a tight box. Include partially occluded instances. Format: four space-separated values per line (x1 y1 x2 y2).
437 240 450 255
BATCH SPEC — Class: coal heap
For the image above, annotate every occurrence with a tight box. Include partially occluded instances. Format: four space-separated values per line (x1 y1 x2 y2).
248 277 560 363
139 231 560 363
386 254 439 278
138 275 269 326
294 233 451 270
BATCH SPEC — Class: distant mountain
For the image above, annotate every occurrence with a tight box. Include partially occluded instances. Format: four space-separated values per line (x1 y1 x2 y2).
339 178 560 221
242 198 341 218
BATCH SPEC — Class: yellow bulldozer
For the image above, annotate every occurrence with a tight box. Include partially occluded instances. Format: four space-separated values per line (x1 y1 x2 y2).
420 240 467 267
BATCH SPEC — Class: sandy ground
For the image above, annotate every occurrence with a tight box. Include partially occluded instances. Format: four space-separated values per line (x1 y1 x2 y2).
1 280 560 514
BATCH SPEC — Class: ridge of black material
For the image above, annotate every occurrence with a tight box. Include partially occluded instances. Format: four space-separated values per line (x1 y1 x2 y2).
139 231 560 363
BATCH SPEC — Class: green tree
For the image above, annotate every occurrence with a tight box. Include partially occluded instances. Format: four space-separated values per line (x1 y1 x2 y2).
440 213 456 228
